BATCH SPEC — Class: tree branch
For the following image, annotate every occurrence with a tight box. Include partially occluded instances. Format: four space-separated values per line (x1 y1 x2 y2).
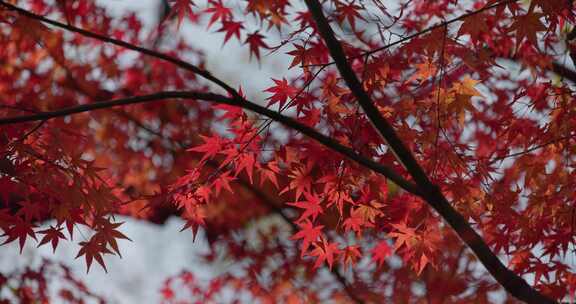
303 0 556 303
0 1 240 98
0 91 420 196
552 62 576 83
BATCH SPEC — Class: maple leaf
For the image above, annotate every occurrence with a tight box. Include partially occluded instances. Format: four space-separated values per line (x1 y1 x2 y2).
216 103 245 120
37 226 67 253
388 223 417 251
180 203 206 241
290 220 323 256
341 245 361 269
53 207 88 241
458 13 489 42
529 0 569 17
13 16 65 64
310 237 340 270
408 62 437 83
265 78 298 109
286 44 308 69
414 254 430 276
3 0 576 300
234 152 257 183
216 86 246 119
447 76 482 125
92 219 131 257
204 0 233 28
451 76 482 97
217 20 244 45
259 161 280 188
169 0 196 28
1 219 37 253
188 135 225 163
352 200 384 225
245 31 268 61
335 3 366 30
511 12 546 47
509 250 531 272
212 171 235 196
343 215 364 236
286 42 328 69
280 162 314 200
195 185 211 203
293 11 314 29
76 237 113 273
371 241 392 268
287 191 323 222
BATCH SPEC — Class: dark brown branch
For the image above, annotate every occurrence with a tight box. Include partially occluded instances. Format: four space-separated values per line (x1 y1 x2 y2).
0 1 240 98
0 91 420 196
303 0 556 303
552 62 576 83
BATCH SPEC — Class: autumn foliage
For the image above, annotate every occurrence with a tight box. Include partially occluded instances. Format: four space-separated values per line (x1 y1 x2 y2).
1 0 576 303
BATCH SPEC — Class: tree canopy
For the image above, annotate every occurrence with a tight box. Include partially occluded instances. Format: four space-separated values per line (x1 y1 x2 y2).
1 0 576 303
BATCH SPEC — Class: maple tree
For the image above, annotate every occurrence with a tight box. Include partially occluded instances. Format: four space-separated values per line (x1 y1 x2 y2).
1 0 576 302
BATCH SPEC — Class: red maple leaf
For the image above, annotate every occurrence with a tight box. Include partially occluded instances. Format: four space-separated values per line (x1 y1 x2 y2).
335 3 366 30
234 152 257 183
342 215 364 236
371 241 392 268
287 191 323 222
280 162 314 200
76 237 113 273
37 226 67 253
188 135 225 163
204 0 232 28
212 171 235 196
245 31 268 61
168 0 196 28
310 237 340 269
217 20 244 45
92 219 131 257
291 220 323 256
1 219 37 253
341 245 361 269
180 203 206 241
388 223 417 250
265 78 298 109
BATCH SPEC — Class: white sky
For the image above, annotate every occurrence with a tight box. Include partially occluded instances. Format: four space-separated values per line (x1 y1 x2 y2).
0 217 216 303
